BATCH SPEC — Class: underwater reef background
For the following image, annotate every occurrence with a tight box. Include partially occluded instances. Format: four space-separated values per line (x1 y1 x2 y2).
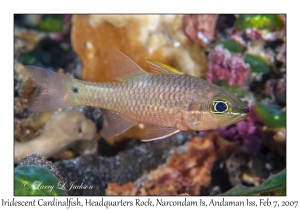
14 14 286 196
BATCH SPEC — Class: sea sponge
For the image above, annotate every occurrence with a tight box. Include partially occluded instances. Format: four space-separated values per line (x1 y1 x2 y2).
14 109 97 163
72 15 171 82
72 15 207 81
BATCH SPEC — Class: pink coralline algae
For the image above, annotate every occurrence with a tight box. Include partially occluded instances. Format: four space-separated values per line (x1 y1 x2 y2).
182 14 218 48
265 78 286 103
276 43 286 65
206 45 250 86
245 28 263 40
243 28 285 41
218 104 263 154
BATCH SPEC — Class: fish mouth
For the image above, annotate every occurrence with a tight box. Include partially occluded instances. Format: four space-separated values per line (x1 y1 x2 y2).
242 107 249 114
229 112 248 117
226 110 248 125
229 105 249 116
238 112 248 120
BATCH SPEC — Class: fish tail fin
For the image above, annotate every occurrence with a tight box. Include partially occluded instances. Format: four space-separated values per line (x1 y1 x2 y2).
25 66 78 112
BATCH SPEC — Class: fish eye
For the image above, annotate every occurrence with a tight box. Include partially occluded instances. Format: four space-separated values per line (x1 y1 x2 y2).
210 94 232 116
213 101 228 113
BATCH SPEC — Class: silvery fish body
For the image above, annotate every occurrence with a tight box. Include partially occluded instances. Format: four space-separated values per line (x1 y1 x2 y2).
25 48 249 141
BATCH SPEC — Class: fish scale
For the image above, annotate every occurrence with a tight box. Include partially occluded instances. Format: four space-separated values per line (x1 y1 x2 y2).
73 74 193 128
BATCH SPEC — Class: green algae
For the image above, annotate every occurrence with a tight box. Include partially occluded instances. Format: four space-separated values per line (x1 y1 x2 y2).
210 39 244 53
244 53 270 74
224 169 286 196
14 165 67 196
235 14 284 31
254 102 286 128
37 15 64 32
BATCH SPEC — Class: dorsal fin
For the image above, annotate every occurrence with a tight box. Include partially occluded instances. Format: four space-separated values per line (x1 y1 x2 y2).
108 48 148 81
146 58 183 75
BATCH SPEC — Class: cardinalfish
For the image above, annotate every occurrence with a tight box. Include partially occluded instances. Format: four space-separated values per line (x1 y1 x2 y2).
25 48 249 141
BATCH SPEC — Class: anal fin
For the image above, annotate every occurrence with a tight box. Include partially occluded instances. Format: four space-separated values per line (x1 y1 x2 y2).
141 124 180 142
101 109 136 140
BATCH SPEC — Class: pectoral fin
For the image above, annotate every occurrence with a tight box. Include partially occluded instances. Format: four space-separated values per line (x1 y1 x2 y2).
101 109 136 140
146 58 183 75
141 124 180 142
